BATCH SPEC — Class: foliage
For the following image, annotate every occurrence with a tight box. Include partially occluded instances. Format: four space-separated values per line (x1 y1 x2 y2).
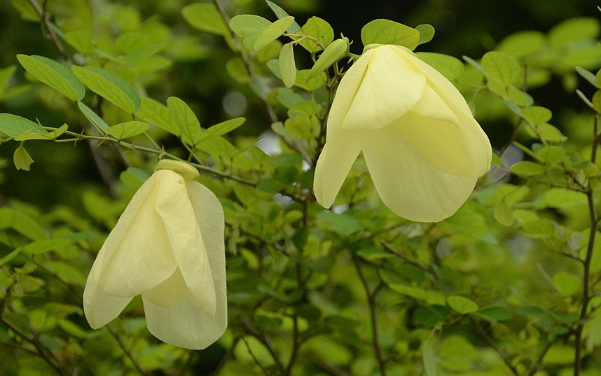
1 0 601 375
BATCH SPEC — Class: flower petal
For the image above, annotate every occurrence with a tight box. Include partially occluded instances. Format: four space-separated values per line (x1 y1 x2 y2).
83 266 132 329
142 267 189 307
394 111 484 178
360 126 477 222
154 174 217 319
405 49 492 174
99 174 178 298
186 181 226 319
409 85 457 125
143 295 227 350
342 46 426 130
313 131 362 209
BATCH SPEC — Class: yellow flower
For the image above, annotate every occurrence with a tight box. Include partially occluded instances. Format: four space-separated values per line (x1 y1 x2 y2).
314 45 492 222
83 160 227 349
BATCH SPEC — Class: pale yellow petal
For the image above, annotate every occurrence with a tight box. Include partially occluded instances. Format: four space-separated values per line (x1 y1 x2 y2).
99 173 177 298
142 267 189 307
313 131 362 209
186 181 226 319
409 85 457 125
402 47 492 174
360 127 477 222
143 295 227 350
326 49 374 134
154 173 216 319
394 112 481 178
342 46 426 130
84 174 169 328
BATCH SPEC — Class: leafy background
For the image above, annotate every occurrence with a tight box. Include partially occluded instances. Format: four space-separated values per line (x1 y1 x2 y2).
1 0 601 375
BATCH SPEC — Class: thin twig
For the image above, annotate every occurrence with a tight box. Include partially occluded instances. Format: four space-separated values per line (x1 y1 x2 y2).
27 0 69 60
380 240 440 280
106 324 152 376
352 256 387 376
470 318 521 376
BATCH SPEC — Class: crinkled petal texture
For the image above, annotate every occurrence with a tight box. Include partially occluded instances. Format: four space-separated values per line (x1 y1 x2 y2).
314 45 492 222
83 170 227 349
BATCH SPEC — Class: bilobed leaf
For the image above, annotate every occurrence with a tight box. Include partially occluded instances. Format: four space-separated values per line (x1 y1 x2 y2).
423 338 437 376
167 96 201 146
15 124 68 141
481 51 521 86
553 272 581 296
266 0 301 32
197 117 245 144
254 16 294 51
522 106 552 125
417 52 464 81
279 42 296 88
447 295 479 314
137 97 180 136
17 55 85 101
298 17 334 52
64 30 95 54
107 121 150 140
182 3 229 36
13 142 34 171
361 19 420 50
78 102 109 133
0 113 47 137
415 24 435 45
72 65 141 114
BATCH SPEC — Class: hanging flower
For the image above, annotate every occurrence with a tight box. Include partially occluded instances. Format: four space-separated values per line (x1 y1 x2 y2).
83 160 227 349
314 45 492 222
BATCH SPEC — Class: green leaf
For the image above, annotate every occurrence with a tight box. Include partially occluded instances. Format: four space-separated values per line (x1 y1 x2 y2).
254 16 294 51
305 38 348 82
197 117 245 144
0 65 16 94
510 161 544 176
226 57 250 83
15 124 68 141
182 3 228 36
167 96 201 146
78 102 109 133
417 52 464 81
64 30 94 54
17 55 85 101
521 219 556 238
279 42 296 88
549 17 600 46
533 188 587 209
295 70 326 91
13 142 34 171
0 248 22 267
47 261 86 286
494 200 514 226
496 31 545 59
361 19 420 50
518 305 547 316
298 17 334 52
463 55 487 76
481 51 521 86
536 146 565 163
0 207 47 240
576 66 598 88
553 272 581 296
416 24 435 45
23 238 71 255
107 121 150 140
72 65 141 114
0 113 47 137
356 247 394 261
475 306 512 321
538 123 564 142
272 153 303 166
266 0 301 33
423 338 437 376
442 207 487 237
136 97 180 136
230 15 271 44
389 284 446 305
522 106 552 125
316 211 362 237
257 178 284 193
447 295 479 314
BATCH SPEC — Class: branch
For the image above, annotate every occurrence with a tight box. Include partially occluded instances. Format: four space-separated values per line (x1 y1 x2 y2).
470 318 521 376
27 0 69 61
380 240 440 280
106 324 152 376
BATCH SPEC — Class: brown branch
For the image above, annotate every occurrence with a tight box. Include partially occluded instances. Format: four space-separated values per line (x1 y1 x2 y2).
27 0 69 61
106 324 152 376
380 240 440 280
470 318 521 376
